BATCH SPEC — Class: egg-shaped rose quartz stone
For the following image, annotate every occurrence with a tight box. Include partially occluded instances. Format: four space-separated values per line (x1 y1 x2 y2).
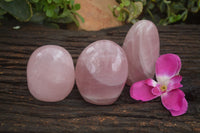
123 20 160 86
76 40 128 105
27 45 75 102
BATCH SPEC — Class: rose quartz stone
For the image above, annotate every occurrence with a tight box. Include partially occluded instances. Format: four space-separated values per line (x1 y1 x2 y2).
76 40 128 105
123 20 160 86
27 45 75 102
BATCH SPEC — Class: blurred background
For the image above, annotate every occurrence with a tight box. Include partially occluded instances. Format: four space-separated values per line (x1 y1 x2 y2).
0 0 199 31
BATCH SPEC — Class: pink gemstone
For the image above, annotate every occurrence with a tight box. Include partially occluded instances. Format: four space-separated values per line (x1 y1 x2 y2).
123 20 160 86
27 45 75 102
76 40 128 105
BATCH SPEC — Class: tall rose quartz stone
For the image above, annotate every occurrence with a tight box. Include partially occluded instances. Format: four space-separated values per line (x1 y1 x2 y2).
123 20 160 86
76 40 128 105
27 45 75 102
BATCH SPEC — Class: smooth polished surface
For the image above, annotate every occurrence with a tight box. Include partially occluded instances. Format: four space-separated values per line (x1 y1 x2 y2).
76 40 128 105
27 45 75 102
1 24 199 132
123 20 160 86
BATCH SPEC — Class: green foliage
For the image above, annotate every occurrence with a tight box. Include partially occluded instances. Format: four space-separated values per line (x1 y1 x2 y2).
0 0 32 22
0 0 199 27
113 0 143 23
113 0 200 25
0 0 84 26
30 0 84 26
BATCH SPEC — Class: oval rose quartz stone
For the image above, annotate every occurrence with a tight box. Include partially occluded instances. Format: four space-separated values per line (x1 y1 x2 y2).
27 45 75 102
76 40 128 105
123 20 160 86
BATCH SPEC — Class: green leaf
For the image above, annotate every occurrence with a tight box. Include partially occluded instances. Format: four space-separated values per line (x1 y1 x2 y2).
191 7 199 13
164 0 171 4
148 2 155 10
47 0 52 4
68 12 80 26
181 10 188 21
44 4 57 18
198 0 200 9
70 0 74 7
117 12 123 21
116 7 121 11
74 4 80 10
172 2 186 12
159 1 166 13
127 1 143 22
53 0 62 4
59 8 70 17
74 12 84 23
30 12 46 23
0 8 6 16
46 8 54 17
120 3 124 8
31 0 39 3
141 0 147 6
187 0 194 9
4 0 14 2
64 0 70 5
168 14 182 23
0 0 32 22
122 0 130 6
159 18 168 26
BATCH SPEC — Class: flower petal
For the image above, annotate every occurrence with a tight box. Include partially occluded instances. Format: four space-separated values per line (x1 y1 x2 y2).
169 98 188 116
145 79 157 87
152 86 162 96
167 75 183 91
130 80 158 101
156 54 181 79
161 89 187 115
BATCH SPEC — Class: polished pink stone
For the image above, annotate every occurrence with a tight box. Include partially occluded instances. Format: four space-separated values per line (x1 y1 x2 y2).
123 20 160 86
76 40 128 105
27 45 75 102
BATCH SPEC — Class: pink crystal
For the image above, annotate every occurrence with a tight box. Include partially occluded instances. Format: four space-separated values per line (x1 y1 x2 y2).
123 20 160 86
76 40 128 105
27 45 75 102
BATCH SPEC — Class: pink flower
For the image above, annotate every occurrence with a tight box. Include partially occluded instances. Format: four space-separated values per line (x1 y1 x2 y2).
130 54 188 116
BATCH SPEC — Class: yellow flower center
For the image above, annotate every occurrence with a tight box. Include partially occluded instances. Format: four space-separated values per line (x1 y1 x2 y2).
160 85 167 92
